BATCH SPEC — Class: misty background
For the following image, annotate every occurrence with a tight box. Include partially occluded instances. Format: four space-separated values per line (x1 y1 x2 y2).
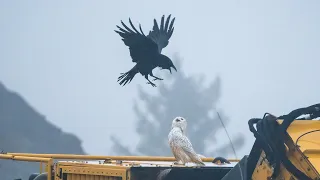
1 0 320 162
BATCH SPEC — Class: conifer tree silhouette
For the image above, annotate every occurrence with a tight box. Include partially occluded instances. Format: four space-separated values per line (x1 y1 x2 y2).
111 54 244 157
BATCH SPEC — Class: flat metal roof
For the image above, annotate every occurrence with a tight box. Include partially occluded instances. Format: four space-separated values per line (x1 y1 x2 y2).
58 160 237 168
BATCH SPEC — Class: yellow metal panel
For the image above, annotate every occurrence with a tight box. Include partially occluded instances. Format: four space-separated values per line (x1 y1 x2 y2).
252 120 320 179
278 120 320 172
66 173 122 180
278 120 320 151
283 136 319 179
252 147 319 179
61 166 126 176
252 153 273 179
57 163 128 180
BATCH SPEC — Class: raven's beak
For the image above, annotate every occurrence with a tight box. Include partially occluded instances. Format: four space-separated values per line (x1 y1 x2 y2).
171 66 177 73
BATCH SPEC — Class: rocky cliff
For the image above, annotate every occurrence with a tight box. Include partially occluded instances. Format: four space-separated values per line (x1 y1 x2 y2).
0 82 86 180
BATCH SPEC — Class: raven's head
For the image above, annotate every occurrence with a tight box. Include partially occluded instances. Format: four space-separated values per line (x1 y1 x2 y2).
158 55 177 74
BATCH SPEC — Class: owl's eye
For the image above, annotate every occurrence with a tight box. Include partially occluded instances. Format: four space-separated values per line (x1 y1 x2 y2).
176 119 180 122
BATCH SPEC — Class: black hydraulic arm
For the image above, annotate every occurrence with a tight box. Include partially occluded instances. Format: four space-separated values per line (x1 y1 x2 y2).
247 103 320 180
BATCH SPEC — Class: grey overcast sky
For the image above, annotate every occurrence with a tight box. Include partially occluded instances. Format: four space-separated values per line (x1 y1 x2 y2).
1 0 319 157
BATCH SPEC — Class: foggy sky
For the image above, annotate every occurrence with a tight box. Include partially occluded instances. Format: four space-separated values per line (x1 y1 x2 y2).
1 0 320 158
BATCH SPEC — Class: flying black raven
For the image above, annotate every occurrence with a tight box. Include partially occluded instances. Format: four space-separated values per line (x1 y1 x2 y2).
115 15 177 87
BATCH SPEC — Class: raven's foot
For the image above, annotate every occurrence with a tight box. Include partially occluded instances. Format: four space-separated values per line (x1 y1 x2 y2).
152 77 163 81
150 75 163 81
146 81 157 87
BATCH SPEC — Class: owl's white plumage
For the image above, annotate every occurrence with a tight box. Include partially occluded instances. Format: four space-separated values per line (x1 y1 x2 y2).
168 116 205 166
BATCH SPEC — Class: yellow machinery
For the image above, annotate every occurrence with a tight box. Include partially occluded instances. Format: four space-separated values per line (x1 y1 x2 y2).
1 103 320 180
221 103 320 180
0 153 238 180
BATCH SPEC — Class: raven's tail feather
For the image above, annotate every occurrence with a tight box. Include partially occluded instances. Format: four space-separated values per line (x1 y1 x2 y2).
117 66 139 86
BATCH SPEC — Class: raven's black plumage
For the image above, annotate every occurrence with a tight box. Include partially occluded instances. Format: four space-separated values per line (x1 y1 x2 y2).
115 15 177 87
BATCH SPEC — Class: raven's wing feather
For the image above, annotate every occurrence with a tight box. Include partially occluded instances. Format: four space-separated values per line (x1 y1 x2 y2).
115 18 159 63
147 15 175 53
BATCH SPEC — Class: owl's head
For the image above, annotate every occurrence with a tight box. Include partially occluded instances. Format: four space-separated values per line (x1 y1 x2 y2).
171 116 187 132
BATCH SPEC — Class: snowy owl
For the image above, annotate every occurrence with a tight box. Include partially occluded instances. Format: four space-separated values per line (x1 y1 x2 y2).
168 116 205 166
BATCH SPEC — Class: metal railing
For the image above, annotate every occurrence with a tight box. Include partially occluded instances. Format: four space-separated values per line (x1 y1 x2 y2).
0 154 53 180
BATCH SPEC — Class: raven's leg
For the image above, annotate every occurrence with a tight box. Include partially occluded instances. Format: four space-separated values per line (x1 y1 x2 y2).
144 75 157 87
150 72 163 81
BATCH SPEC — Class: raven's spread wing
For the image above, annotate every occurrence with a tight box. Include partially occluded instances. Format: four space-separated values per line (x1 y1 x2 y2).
147 15 175 53
115 19 159 63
